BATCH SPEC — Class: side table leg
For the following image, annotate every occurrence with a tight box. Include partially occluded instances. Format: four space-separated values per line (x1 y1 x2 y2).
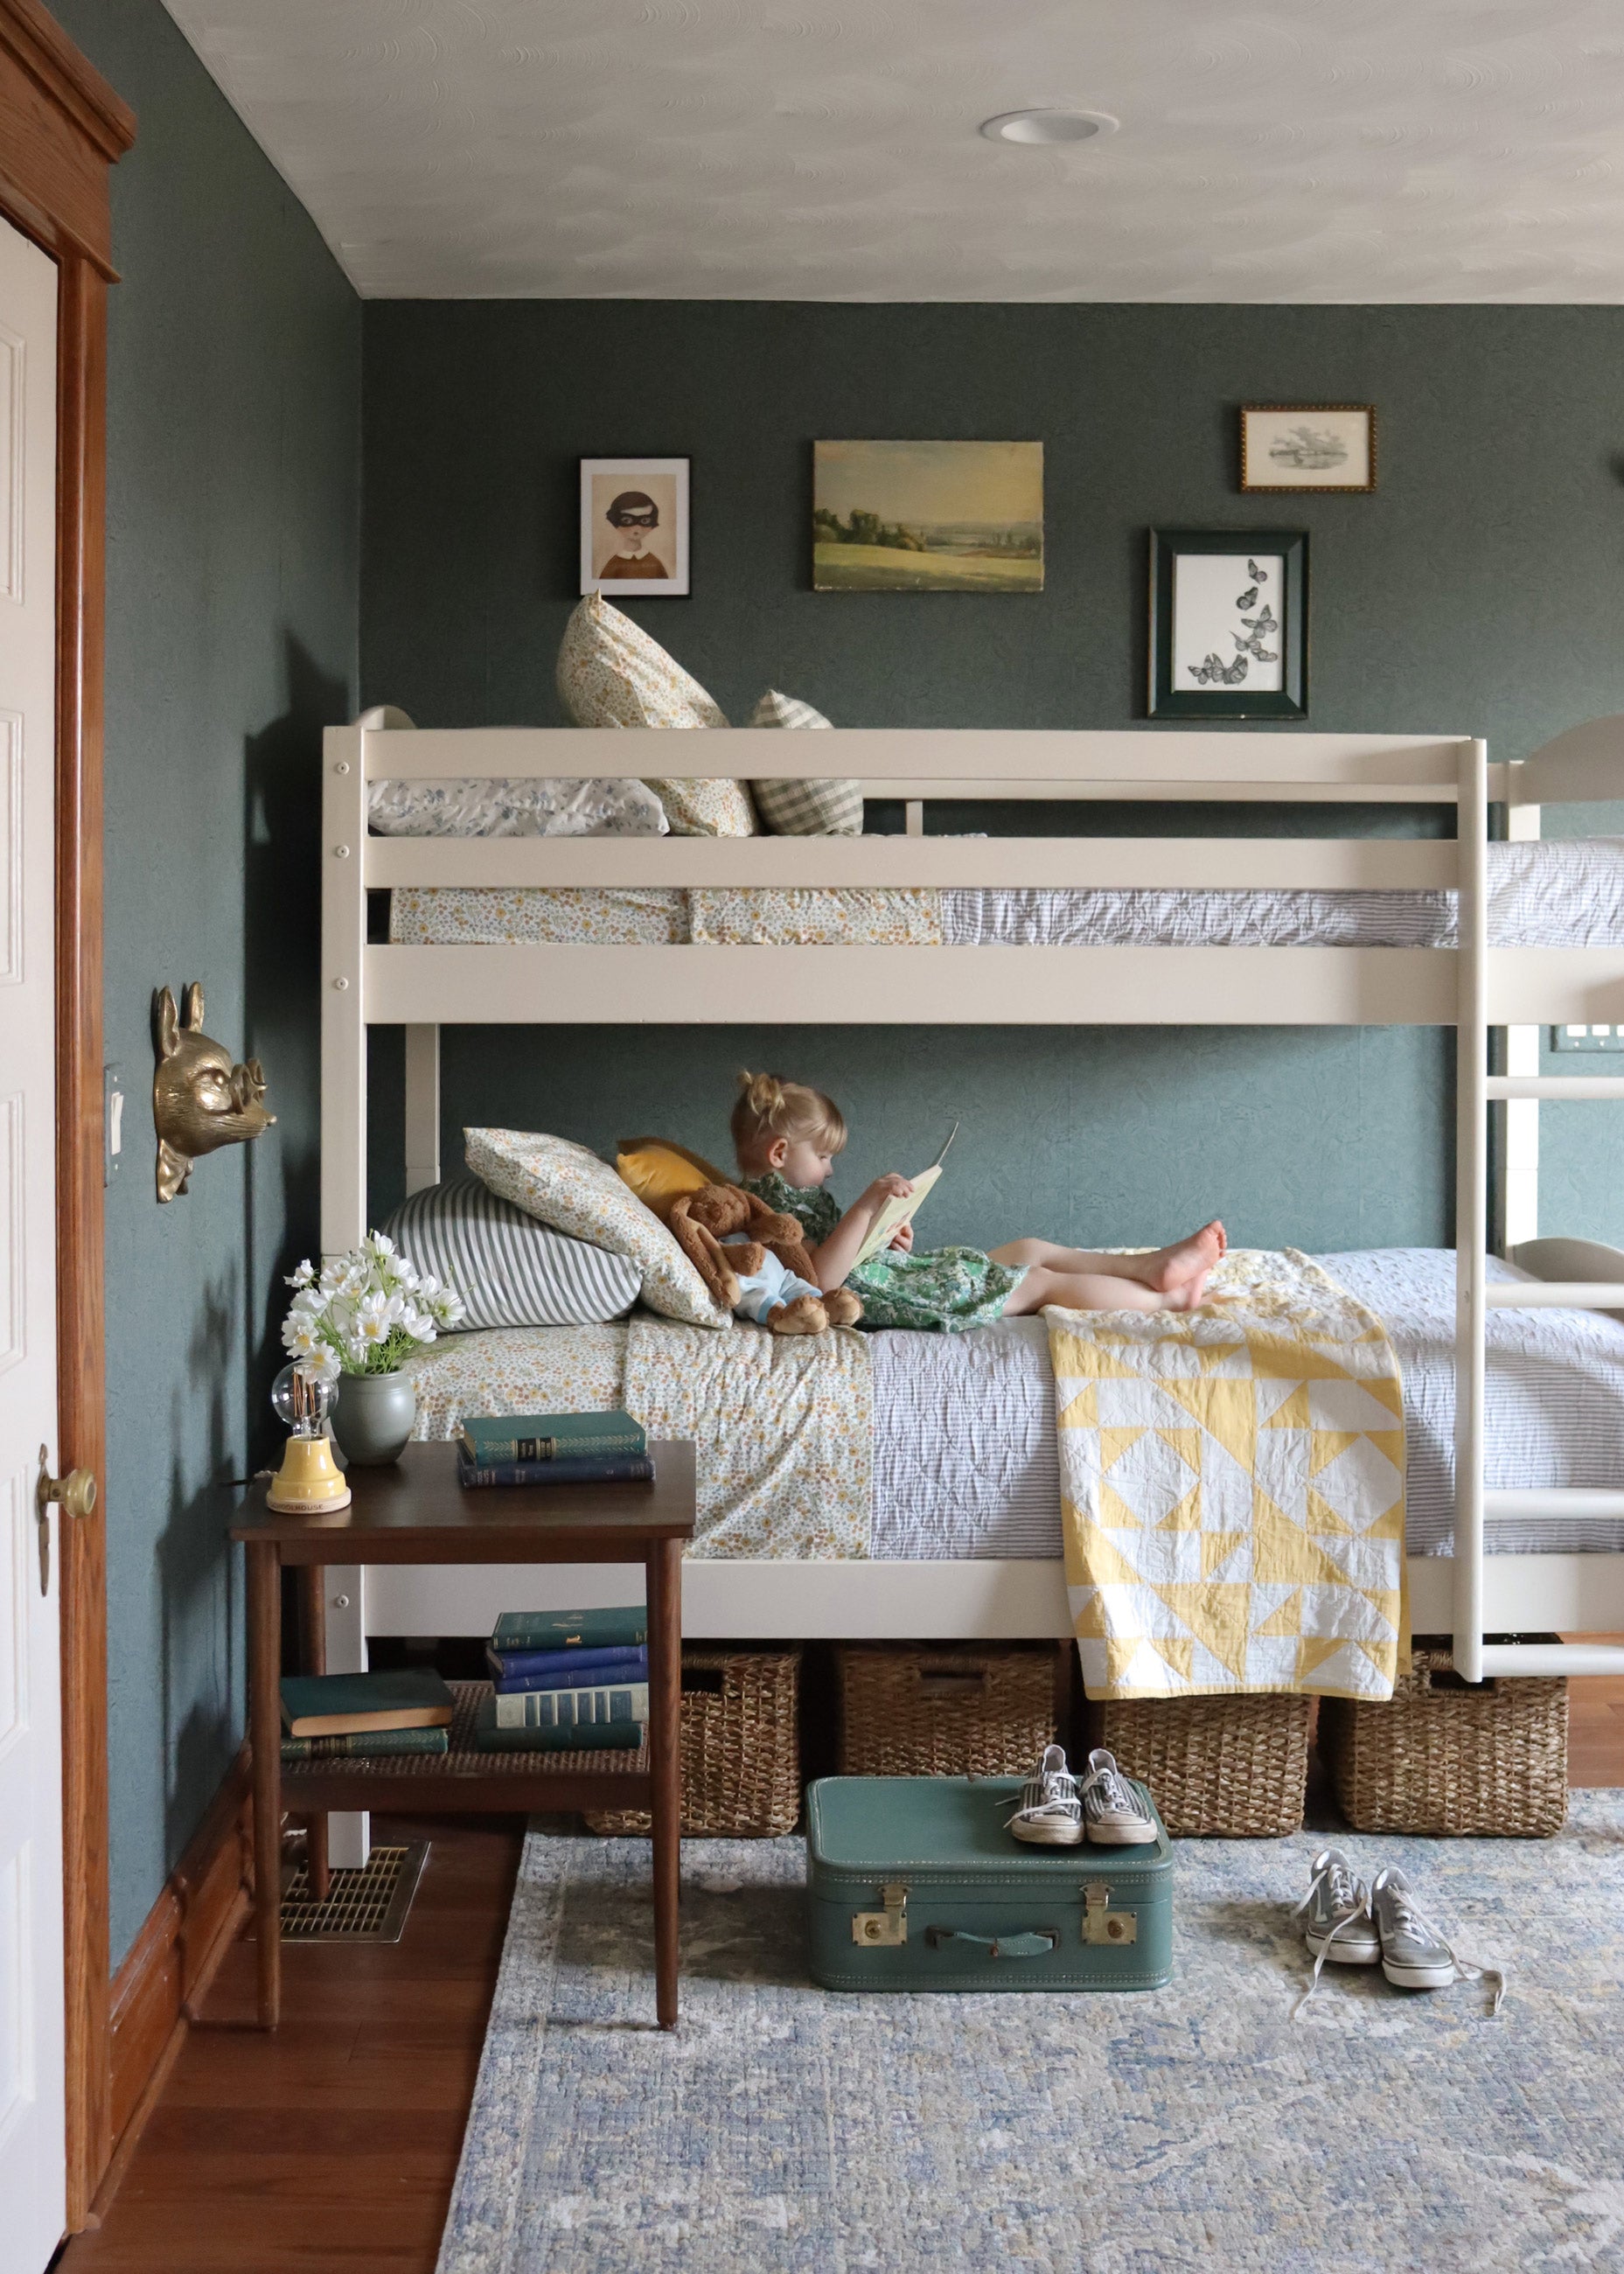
647 1537 681 2029
247 1541 282 2029
297 1566 330 1901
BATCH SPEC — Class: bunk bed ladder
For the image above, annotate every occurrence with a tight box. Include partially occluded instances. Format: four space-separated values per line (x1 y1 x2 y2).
1454 736 1624 1680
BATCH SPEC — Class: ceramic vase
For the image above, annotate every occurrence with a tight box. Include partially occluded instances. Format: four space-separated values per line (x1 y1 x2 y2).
331 1370 416 1465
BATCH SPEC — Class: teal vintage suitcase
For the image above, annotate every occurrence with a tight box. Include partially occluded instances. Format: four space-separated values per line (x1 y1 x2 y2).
806 1775 1173 1993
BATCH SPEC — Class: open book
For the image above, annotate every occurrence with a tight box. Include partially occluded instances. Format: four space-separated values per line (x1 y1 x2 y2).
853 1123 958 1269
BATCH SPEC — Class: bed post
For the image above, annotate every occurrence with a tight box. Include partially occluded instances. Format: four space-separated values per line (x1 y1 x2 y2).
1453 737 1490 1685
1499 799 1542 1251
404 1025 441 1196
321 717 373 1865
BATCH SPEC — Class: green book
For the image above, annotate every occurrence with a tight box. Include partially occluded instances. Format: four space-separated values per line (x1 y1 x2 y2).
460 1410 646 1466
473 1695 644 1753
281 1726 450 1763
280 1668 455 1738
490 1607 647 1653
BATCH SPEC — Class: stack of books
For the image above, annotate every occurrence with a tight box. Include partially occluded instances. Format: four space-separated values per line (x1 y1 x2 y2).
457 1409 653 1489
474 1606 648 1753
280 1668 456 1763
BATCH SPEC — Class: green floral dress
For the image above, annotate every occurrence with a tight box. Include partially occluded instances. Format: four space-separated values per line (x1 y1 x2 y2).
742 1171 1026 1335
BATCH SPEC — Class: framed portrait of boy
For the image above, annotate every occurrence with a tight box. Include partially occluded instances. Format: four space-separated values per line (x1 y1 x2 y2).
580 458 690 596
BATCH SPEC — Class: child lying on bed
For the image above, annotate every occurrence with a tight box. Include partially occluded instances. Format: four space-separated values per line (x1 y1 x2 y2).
729 1071 1225 1336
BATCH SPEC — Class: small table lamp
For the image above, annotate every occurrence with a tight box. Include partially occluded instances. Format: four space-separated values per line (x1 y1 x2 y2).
268 1365 352 1514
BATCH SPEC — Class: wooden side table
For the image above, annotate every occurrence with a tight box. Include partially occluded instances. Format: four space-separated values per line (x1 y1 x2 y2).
231 1440 696 2030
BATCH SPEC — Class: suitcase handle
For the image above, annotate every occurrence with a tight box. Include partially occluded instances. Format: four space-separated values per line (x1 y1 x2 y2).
924 1926 1058 1961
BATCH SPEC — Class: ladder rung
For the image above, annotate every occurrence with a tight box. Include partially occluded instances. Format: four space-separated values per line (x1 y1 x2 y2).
1483 1489 1624 1520
1477 1643 1624 1678
1484 1282 1624 1308
1486 1076 1624 1099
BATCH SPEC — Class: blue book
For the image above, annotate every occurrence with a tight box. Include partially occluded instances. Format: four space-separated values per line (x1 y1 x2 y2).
485 1643 648 1687
457 1451 655 1489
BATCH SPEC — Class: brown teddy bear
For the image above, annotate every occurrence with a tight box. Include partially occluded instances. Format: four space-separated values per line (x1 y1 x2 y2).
669 1184 863 1336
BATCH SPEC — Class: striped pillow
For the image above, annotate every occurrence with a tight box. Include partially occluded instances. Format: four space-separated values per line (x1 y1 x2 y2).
747 690 864 835
382 1177 640 1330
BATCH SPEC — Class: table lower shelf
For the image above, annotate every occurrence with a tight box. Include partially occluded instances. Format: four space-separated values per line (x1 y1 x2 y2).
279 1680 652 1815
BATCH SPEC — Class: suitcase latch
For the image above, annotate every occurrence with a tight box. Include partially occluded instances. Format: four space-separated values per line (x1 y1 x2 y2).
853 1882 909 1946
1083 1882 1137 1946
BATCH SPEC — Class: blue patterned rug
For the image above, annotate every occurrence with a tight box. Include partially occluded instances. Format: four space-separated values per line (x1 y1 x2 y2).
437 1799 1624 2273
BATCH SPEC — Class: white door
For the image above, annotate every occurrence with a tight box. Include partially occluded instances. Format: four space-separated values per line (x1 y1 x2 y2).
0 214 66 2272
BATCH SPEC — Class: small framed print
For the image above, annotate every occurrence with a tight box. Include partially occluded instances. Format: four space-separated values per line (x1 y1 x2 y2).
1240 404 1375 493
580 457 690 596
1148 528 1308 719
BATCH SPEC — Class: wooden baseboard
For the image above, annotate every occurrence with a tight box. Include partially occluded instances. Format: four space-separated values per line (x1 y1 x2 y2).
95 1745 254 2214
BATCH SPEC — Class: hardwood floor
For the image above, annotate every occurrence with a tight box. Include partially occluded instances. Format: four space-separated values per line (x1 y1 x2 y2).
60 1814 524 2274
56 1676 1624 2273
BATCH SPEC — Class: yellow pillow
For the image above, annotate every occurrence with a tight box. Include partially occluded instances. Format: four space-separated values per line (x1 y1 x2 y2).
615 1135 730 1224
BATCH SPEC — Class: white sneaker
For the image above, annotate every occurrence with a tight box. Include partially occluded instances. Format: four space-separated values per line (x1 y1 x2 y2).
1371 1868 1507 2013
1006 1743 1084 1845
1077 1749 1158 1845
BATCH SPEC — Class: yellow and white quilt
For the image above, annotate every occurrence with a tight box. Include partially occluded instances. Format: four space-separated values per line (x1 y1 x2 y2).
1048 1249 1407 1702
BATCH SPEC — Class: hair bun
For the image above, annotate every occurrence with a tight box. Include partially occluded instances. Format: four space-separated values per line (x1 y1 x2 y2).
737 1069 785 1118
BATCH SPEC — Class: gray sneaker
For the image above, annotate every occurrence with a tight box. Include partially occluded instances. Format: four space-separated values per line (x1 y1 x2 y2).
1370 1868 1507 2012
1294 1847 1380 1967
1077 1749 1158 1845
1006 1743 1084 1845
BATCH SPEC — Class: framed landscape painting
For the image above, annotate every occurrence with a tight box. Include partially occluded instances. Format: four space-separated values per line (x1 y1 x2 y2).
1240 405 1375 492
1147 529 1308 719
812 440 1043 591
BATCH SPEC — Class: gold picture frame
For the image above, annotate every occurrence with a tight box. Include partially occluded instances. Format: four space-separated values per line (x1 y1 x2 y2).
1239 404 1376 494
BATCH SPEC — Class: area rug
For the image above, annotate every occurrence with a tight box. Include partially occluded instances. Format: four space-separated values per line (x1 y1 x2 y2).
437 1800 1624 2273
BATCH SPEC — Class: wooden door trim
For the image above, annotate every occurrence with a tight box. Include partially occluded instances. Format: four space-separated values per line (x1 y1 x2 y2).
0 0 133 2234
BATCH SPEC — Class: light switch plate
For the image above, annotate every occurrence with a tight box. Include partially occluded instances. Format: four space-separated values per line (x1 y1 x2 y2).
1551 1026 1624 1053
103 1063 123 1183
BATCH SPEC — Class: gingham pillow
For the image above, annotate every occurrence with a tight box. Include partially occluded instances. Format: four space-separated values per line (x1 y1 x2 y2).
464 1127 730 1329
747 689 863 836
555 594 757 838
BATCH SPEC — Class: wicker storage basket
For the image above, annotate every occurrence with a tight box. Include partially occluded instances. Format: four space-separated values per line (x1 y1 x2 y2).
587 1648 801 1838
1091 1694 1313 1837
1318 1636 1568 1838
835 1643 1057 1778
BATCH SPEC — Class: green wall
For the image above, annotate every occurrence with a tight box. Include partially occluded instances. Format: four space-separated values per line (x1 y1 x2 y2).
359 301 1624 1243
51 0 360 1966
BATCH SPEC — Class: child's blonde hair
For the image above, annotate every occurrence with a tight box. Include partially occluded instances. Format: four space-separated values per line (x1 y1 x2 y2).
730 1070 847 1166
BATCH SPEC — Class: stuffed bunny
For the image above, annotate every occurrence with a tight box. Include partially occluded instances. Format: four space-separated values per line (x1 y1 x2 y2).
669 1183 862 1336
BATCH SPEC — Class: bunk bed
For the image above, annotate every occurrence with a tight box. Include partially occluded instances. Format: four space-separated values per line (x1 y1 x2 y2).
318 710 1624 1718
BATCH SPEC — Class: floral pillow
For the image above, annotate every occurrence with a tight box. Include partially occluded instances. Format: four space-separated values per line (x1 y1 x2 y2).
554 593 757 839
747 689 864 836
464 1127 730 1329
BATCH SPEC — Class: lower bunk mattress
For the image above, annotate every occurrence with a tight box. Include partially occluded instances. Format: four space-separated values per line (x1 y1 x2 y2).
405 1247 1624 1560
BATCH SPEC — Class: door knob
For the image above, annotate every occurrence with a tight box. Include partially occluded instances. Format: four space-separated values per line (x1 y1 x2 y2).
38 1448 97 1521
35 1447 96 1593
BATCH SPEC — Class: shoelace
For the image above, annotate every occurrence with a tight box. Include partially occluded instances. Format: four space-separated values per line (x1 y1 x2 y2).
1077 1757 1140 1818
1289 1859 1373 2018
1381 1885 1508 2018
1005 1772 1080 1827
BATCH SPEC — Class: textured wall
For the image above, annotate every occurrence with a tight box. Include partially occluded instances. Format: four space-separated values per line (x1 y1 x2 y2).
359 300 1624 1243
52 0 360 1966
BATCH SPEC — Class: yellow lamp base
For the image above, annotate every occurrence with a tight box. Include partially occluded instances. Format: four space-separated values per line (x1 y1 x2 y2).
266 1434 352 1516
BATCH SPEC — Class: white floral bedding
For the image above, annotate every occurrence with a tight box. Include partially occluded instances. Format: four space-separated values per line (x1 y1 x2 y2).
386 840 1624 950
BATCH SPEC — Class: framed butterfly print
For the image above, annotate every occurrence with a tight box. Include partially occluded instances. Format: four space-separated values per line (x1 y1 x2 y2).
1147 528 1308 719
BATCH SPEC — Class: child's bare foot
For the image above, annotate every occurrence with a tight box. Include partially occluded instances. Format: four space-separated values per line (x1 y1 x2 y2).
1165 1268 1211 1313
1140 1221 1226 1293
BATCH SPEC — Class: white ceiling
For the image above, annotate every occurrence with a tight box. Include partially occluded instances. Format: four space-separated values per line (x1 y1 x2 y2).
162 0 1624 301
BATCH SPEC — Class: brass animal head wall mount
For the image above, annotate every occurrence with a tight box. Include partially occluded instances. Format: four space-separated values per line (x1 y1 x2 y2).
153 983 275 1203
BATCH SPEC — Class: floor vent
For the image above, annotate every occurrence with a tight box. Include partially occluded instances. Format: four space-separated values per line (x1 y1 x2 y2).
278 1840 429 1943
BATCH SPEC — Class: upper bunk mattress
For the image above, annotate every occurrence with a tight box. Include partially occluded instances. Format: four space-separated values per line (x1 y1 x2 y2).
384 839 1624 951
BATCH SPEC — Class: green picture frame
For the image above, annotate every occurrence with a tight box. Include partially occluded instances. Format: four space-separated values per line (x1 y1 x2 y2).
1147 528 1308 720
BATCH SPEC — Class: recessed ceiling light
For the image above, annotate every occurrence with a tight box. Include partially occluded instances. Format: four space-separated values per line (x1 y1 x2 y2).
979 108 1119 146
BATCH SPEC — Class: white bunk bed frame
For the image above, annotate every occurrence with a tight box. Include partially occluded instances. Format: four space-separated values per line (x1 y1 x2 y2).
319 712 1624 1699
